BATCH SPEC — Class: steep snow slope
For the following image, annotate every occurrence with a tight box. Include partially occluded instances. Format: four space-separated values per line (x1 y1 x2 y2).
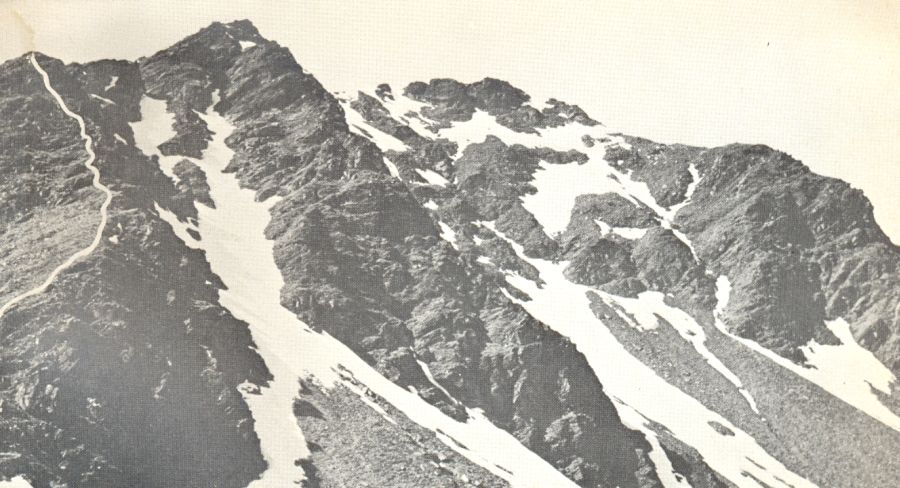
484 221 815 488
134 94 579 488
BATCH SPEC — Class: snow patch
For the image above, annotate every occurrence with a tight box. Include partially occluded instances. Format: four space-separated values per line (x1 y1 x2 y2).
376 89 437 139
714 276 900 431
132 96 181 184
414 168 450 187
603 290 759 413
438 221 459 250
90 93 115 105
140 92 578 488
339 98 408 151
382 157 401 178
594 219 648 240
423 200 439 211
0 477 33 488
154 203 200 248
614 400 692 488
114 133 127 145
239 40 257 51
418 360 459 405
482 221 817 488
104 75 118 91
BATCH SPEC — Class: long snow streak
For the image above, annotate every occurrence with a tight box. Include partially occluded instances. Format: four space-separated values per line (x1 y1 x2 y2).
137 94 578 488
0 55 113 319
484 222 816 488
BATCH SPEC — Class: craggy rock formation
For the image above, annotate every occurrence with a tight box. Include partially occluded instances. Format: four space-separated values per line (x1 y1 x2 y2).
136 21 667 488
3 18 899 488
607 138 900 367
1 53 268 487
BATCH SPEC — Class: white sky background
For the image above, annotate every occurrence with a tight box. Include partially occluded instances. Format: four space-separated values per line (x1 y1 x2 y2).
2 0 898 242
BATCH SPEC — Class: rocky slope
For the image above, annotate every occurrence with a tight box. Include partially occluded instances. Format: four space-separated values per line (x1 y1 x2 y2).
1 19 898 488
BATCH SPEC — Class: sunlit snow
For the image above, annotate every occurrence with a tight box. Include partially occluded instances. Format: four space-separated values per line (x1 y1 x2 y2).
601 290 759 413
132 96 182 184
138 93 579 488
482 221 817 488
714 276 900 431
338 97 408 152
614 399 692 488
437 221 459 249
414 168 450 187
104 75 118 91
90 93 115 105
594 219 648 240
382 157 401 178
0 477 33 488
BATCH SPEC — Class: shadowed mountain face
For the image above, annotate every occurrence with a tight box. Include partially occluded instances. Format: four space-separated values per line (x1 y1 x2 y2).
1 19 898 488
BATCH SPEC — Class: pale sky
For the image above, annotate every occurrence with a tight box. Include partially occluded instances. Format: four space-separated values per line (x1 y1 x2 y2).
2 0 898 241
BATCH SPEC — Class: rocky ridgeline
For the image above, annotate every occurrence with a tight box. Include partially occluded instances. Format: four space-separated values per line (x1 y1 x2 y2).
137 20 682 488
3 18 899 488
343 40 900 487
604 138 899 369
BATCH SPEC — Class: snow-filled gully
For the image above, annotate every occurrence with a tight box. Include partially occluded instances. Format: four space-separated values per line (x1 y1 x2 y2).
484 222 816 488
0 56 114 320
357 95 799 486
134 93 579 487
352 88 900 486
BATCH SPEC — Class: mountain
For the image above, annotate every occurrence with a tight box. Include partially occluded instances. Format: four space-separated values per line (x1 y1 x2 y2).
1 20 898 488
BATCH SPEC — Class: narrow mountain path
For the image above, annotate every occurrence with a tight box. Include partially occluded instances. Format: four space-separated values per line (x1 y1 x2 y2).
0 54 113 319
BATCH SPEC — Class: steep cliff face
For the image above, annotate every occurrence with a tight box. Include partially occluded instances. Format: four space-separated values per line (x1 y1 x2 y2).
2 18 899 488
0 53 269 487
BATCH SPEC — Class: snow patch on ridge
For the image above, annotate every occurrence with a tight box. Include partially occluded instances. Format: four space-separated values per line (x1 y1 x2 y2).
138 93 579 488
714 276 900 432
339 98 408 152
